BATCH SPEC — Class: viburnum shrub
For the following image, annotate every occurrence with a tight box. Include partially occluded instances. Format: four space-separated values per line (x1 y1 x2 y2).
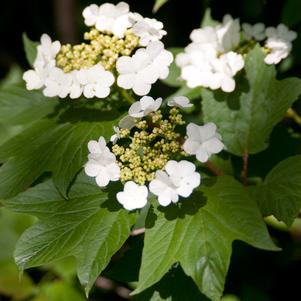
1 1 301 301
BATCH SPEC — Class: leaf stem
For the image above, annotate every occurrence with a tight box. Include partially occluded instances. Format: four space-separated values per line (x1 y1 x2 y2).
286 108 301 126
242 151 249 186
205 161 224 176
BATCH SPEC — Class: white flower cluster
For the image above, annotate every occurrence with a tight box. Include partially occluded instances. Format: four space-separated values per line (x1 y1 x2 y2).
23 34 114 99
23 2 172 99
177 15 297 93
85 96 224 210
176 15 244 93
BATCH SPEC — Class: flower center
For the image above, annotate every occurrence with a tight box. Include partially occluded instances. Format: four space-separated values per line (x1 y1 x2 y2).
112 108 186 185
56 28 139 72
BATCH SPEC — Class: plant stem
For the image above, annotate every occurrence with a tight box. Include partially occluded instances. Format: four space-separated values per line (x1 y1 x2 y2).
120 88 136 105
205 161 224 176
286 108 301 126
242 151 249 186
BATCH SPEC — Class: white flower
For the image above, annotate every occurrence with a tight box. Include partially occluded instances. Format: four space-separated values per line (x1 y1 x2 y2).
189 15 240 53
35 34 61 68
167 96 193 108
149 160 201 206
210 51 245 92
183 122 224 163
116 41 173 96
43 67 72 98
23 34 61 92
129 96 162 118
242 23 266 41
110 126 120 144
131 13 167 46
264 39 292 65
23 66 49 90
264 24 297 65
75 65 114 98
216 15 240 52
190 26 219 48
85 136 120 187
117 181 148 210
83 2 131 38
265 24 297 42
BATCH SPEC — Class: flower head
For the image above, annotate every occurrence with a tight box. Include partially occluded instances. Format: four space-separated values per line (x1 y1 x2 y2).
183 122 224 163
116 181 148 210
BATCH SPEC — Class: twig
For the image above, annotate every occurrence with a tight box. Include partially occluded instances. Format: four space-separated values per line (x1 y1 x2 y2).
54 0 77 44
205 161 224 176
242 151 249 186
286 108 301 126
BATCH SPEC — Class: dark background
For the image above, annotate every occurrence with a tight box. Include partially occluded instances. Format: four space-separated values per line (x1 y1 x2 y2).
1 0 301 300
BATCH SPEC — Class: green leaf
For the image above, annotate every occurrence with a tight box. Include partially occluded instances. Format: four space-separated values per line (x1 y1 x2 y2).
0 65 23 88
202 45 301 156
201 8 219 27
133 176 278 301
250 155 301 226
22 33 38 67
162 48 183 87
0 114 119 198
153 0 168 13
0 85 57 126
5 174 136 295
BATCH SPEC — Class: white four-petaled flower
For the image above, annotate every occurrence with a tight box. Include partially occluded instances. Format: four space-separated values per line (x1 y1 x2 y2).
129 96 162 118
183 122 224 163
85 137 120 187
149 160 201 206
117 181 148 210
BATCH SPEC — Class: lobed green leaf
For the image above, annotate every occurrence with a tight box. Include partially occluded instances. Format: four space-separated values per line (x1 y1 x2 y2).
249 155 301 226
5 174 136 294
134 176 278 301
